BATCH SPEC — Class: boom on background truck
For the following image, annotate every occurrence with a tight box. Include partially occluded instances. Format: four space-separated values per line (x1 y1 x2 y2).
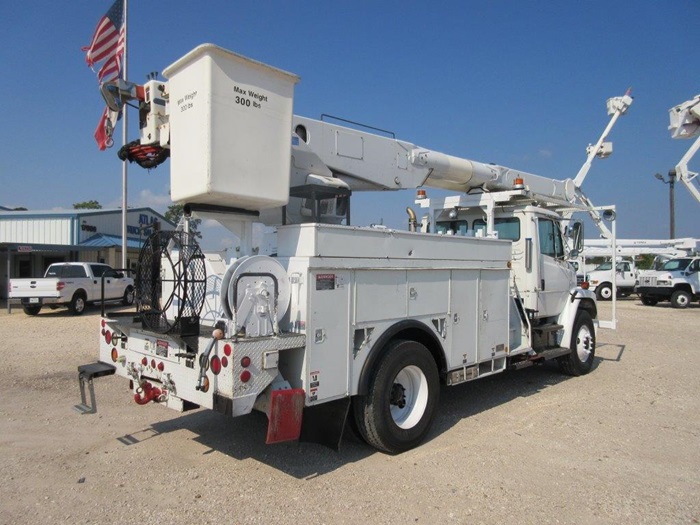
77 44 624 453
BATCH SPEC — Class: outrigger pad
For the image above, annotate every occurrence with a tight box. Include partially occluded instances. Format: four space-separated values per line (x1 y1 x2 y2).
266 388 306 444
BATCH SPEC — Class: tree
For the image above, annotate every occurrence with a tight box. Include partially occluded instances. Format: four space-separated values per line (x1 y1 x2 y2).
73 200 102 209
164 204 202 239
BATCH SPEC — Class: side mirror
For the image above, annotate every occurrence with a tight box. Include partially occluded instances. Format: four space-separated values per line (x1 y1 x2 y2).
570 221 584 253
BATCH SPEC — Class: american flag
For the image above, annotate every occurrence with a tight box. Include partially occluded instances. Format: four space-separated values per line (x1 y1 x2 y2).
83 0 125 149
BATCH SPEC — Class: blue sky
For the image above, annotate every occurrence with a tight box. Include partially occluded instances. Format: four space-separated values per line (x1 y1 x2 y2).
1 1 699 250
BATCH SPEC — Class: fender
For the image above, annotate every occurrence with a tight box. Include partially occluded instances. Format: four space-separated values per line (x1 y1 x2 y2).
558 287 597 347
356 319 446 396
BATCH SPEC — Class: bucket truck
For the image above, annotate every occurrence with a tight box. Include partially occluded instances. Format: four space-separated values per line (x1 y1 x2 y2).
77 44 617 454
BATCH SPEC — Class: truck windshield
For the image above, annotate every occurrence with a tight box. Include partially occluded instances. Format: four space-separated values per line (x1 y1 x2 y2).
661 259 691 271
594 262 612 271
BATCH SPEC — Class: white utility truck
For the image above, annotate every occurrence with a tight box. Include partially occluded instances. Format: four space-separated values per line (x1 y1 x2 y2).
9 262 134 316
636 256 700 308
77 44 620 453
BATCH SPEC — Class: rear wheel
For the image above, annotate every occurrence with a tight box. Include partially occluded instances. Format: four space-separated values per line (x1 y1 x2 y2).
70 293 87 315
671 290 691 309
22 305 41 316
558 310 595 376
353 339 439 454
640 295 658 306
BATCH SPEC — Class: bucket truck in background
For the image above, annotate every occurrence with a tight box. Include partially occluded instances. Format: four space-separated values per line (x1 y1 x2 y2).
77 44 622 454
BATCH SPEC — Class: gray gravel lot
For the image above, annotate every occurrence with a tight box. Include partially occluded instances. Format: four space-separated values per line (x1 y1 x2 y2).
1 299 698 524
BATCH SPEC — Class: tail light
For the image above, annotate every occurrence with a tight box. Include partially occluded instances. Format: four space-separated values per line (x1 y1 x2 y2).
581 281 590 290
57 281 65 291
111 348 119 362
210 356 222 375
240 370 251 383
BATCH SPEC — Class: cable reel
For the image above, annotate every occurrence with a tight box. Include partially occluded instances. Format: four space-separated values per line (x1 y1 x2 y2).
135 231 207 335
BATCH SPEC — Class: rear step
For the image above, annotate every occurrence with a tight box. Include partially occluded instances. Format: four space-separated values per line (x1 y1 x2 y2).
510 346 571 370
74 362 116 414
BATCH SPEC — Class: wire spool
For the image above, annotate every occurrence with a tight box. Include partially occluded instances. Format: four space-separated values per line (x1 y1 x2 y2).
219 255 291 337
135 231 207 334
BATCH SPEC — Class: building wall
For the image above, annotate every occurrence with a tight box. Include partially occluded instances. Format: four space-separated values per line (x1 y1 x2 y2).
0 217 72 244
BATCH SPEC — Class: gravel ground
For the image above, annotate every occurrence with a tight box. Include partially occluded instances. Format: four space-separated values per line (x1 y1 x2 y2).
1 298 698 525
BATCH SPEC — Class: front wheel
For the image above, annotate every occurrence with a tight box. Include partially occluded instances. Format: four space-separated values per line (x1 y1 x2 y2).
671 290 691 309
596 283 613 301
640 295 658 306
558 310 596 376
353 339 439 454
122 286 135 306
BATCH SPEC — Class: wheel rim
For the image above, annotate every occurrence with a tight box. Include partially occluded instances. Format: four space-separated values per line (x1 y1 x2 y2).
600 286 612 299
76 297 85 312
389 365 429 429
676 294 689 307
575 324 594 362
126 289 135 303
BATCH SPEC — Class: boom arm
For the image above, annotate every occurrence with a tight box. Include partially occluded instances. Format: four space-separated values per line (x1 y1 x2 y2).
669 94 700 205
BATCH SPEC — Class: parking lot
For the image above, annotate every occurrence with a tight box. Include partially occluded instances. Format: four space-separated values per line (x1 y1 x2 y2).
1 298 698 524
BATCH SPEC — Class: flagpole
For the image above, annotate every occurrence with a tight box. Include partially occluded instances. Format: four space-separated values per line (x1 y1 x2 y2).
121 0 128 270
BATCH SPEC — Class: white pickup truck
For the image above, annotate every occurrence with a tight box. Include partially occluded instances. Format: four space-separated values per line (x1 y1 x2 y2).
586 259 638 300
9 262 134 316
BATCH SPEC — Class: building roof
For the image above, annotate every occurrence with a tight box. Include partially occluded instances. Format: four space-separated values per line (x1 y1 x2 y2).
79 233 144 249
0 207 175 226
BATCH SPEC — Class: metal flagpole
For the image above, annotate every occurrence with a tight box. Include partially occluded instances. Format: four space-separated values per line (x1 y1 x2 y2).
121 0 129 270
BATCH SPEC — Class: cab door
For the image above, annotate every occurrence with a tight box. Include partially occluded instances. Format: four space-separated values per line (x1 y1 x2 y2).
536 217 571 317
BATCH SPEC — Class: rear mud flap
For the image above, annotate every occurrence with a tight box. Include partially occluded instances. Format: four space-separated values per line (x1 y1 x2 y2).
299 397 351 451
265 388 306 444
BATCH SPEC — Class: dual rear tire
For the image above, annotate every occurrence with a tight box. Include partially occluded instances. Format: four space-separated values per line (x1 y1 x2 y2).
353 340 439 454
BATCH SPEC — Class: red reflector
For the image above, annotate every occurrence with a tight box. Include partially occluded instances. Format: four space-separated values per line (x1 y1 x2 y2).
111 348 118 363
151 359 156 369
101 329 106 336
211 356 222 375
240 356 251 368
157 362 164 372
221 356 228 368
240 370 251 383
101 319 106 328
581 281 590 290
141 357 148 366
105 331 112 345
223 343 232 357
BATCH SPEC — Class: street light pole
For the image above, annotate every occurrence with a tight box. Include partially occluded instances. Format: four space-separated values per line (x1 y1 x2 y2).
654 170 677 238
668 169 676 239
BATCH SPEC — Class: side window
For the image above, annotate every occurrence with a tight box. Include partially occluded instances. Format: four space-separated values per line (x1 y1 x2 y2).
689 259 700 272
45 265 61 278
436 220 468 235
538 219 565 259
90 265 107 278
473 218 520 240
67 266 88 278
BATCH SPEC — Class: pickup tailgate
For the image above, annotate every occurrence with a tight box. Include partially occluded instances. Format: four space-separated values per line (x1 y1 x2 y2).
9 278 61 299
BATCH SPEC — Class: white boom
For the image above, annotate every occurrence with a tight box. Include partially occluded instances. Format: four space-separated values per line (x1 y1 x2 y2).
669 94 700 205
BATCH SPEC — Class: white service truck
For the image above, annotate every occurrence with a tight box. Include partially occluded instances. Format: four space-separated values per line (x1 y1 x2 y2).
77 44 620 453
636 257 700 308
9 262 134 316
585 259 638 300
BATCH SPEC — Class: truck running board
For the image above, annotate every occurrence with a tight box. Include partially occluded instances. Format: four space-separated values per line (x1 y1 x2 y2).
74 362 116 414
510 347 571 370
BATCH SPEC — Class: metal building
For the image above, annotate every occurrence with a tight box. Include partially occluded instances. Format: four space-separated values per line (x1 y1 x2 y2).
0 208 175 299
